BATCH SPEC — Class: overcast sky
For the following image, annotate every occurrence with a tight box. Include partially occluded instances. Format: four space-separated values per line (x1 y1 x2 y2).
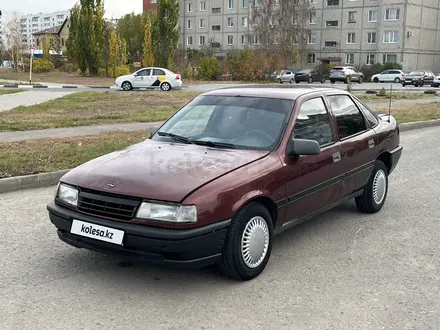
0 0 142 22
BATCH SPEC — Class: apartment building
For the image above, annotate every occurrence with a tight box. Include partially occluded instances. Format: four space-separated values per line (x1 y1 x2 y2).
20 10 69 48
144 0 158 11
0 10 3 49
179 0 440 71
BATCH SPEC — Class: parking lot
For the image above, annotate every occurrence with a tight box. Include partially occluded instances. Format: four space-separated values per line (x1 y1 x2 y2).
1 126 439 329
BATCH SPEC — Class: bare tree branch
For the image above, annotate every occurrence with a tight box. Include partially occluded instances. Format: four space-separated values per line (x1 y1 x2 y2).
4 12 26 71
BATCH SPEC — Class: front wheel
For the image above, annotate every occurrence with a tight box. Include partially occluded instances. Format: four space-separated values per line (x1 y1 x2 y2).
121 81 132 91
355 161 389 213
160 82 171 91
345 76 351 84
358 76 363 84
373 77 379 83
219 202 273 281
308 77 313 84
321 77 326 83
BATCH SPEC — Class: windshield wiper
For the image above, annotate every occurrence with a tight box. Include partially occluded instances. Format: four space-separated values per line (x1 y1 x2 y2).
157 132 194 144
193 140 236 149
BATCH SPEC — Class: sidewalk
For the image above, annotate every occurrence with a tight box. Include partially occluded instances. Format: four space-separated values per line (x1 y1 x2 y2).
0 121 164 143
0 90 75 112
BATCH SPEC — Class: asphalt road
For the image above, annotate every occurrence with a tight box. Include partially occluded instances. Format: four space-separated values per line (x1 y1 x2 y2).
1 126 439 329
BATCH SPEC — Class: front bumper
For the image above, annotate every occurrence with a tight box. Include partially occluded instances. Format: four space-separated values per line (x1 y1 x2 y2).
47 202 230 269
389 145 403 175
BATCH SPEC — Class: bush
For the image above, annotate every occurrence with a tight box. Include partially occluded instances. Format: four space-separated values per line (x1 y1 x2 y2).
360 63 383 82
114 65 131 78
382 62 403 70
183 64 198 80
97 68 108 77
197 56 220 80
32 58 55 73
51 56 66 69
61 62 76 73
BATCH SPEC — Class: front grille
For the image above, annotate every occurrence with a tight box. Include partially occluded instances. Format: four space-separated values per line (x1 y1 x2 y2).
77 189 141 221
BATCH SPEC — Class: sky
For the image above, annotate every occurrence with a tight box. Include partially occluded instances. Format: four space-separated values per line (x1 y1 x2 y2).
0 0 142 23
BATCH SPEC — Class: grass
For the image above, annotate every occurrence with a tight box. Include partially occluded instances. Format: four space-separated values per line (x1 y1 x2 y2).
0 91 200 132
0 90 24 96
356 92 440 102
374 103 440 124
0 130 150 179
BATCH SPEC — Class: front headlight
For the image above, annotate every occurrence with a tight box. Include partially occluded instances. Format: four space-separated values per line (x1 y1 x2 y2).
57 183 78 206
136 202 197 223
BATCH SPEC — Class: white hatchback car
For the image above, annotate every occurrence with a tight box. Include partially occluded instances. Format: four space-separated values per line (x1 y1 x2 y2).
115 67 183 91
431 74 440 87
371 70 406 83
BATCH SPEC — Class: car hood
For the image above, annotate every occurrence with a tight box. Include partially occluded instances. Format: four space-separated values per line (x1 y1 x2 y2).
60 139 269 203
116 74 132 81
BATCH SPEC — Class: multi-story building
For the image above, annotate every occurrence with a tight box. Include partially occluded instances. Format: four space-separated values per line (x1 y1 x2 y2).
179 0 440 71
20 10 69 48
0 10 3 50
144 0 158 11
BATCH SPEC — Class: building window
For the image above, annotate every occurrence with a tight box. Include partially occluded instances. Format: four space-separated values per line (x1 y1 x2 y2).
346 53 354 64
310 0 317 3
347 33 355 44
241 35 246 45
368 10 377 22
308 33 316 44
200 1 206 11
199 36 206 45
367 32 376 44
212 7 221 14
326 20 338 27
325 41 337 48
275 0 280 5
212 25 221 31
348 11 356 23
187 20 192 29
187 3 192 12
327 0 339 5
366 54 375 65
228 0 235 9
307 53 316 64
187 36 193 45
383 54 397 63
228 35 234 45
150 0 157 3
383 31 399 43
243 0 249 8
253 0 261 6
228 17 234 27
385 8 400 20
199 19 206 28
252 34 259 45
309 12 316 24
241 17 248 27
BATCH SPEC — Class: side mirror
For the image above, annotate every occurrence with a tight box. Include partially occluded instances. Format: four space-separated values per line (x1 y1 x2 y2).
287 138 321 157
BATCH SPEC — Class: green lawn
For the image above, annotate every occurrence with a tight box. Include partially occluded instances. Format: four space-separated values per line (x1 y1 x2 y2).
0 89 24 96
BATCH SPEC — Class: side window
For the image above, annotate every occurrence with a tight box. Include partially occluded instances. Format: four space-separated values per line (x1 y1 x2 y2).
293 97 334 147
327 95 367 139
353 98 379 127
137 69 150 76
153 69 166 76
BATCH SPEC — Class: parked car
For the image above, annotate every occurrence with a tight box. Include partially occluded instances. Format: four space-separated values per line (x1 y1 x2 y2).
47 87 403 281
273 69 296 83
371 70 406 83
294 69 326 83
115 67 182 91
431 74 440 87
401 70 435 87
329 66 364 84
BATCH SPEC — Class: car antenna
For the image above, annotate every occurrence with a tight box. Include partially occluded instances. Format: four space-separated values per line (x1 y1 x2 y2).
388 84 392 123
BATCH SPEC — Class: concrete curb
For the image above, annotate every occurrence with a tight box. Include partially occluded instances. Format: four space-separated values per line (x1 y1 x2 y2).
0 169 70 194
0 85 117 89
1 119 440 194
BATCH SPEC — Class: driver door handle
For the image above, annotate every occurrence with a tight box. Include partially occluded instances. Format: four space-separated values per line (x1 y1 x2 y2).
332 152 341 163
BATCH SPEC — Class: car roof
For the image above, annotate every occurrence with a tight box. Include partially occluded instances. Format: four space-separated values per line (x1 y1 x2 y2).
201 86 348 100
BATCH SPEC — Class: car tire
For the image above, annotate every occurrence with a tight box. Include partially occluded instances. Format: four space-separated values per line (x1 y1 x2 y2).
160 82 171 91
345 76 351 84
321 77 326 83
420 81 424 87
358 76 363 84
277 78 282 84
330 80 335 84
121 81 132 91
355 160 389 214
308 77 313 84
373 77 379 83
295 80 300 84
219 202 273 281
394 77 401 83
402 82 406 87
290 78 294 84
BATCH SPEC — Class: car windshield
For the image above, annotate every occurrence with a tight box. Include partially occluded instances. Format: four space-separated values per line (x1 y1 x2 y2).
409 71 424 75
152 95 294 151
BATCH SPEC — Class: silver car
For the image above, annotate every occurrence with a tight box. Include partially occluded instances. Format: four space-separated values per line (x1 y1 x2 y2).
273 69 296 84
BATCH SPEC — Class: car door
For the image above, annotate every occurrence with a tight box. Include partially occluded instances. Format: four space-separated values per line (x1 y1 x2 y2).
151 68 167 88
425 71 435 84
133 68 152 88
282 97 344 223
380 71 390 81
326 94 377 199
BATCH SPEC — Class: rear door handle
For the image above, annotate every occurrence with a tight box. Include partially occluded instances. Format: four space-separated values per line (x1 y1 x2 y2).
332 152 341 163
368 139 375 148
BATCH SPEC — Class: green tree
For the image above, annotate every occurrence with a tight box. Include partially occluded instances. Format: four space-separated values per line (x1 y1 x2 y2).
42 33 52 59
108 30 118 77
117 13 144 63
142 13 154 67
120 38 127 65
152 0 180 68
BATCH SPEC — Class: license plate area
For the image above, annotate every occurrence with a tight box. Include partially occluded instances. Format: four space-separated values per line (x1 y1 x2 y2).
70 220 125 246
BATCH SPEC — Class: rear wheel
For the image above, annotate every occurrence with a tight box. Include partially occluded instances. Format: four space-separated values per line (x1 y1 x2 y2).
121 81 132 91
394 77 401 83
355 161 388 213
321 77 326 83
219 202 273 281
358 76 363 84
277 78 282 84
295 80 300 84
308 77 313 84
160 82 171 91
345 76 351 84
330 80 335 84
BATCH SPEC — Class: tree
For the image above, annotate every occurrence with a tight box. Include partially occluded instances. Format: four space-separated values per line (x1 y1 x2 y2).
117 13 144 63
152 0 180 68
42 33 52 59
4 13 24 72
142 13 154 67
108 30 118 77
67 0 106 75
120 38 127 65
251 0 314 66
